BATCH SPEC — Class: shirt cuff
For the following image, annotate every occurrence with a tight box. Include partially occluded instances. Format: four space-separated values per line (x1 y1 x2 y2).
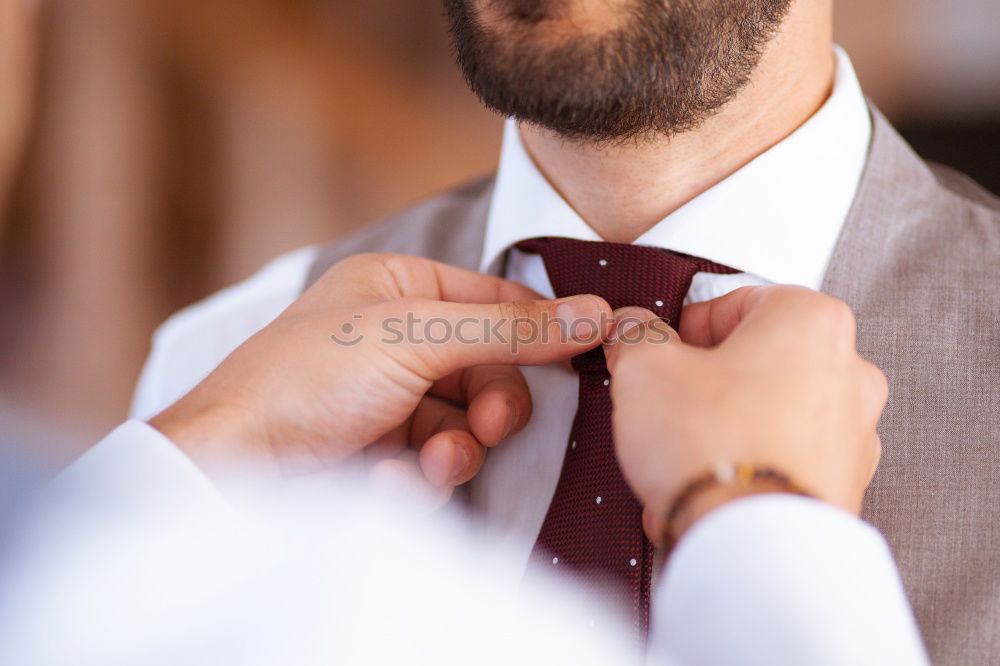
650 494 929 666
52 420 227 519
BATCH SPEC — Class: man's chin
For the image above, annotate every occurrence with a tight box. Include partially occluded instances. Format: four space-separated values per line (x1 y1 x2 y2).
445 0 794 141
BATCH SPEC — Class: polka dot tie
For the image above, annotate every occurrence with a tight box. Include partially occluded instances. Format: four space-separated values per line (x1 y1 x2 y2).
516 237 738 643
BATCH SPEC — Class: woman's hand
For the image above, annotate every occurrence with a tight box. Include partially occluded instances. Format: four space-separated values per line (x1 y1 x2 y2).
151 253 611 504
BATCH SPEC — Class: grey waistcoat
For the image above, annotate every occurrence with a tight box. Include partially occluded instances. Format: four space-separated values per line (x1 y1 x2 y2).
305 109 1000 664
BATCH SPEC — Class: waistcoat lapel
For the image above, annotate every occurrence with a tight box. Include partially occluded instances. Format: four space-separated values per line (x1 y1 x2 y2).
823 106 1000 664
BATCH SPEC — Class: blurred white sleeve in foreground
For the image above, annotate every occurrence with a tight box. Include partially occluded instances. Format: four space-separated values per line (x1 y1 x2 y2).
0 421 639 666
0 422 927 666
652 495 929 666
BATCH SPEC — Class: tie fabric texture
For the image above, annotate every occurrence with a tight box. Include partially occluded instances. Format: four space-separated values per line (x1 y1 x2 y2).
515 237 737 641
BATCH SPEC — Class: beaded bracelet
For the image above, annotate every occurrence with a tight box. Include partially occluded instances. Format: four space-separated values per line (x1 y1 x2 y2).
663 462 813 547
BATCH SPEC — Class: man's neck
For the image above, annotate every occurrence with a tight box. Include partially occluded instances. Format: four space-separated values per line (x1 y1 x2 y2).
518 2 836 244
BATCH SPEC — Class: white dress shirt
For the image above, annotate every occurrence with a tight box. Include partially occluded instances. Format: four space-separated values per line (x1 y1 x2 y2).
0 422 928 665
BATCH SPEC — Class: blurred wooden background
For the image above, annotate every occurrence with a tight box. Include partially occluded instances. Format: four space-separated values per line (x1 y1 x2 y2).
1 0 998 459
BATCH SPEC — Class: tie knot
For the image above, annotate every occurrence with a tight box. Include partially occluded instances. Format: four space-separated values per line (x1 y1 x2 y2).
515 237 737 372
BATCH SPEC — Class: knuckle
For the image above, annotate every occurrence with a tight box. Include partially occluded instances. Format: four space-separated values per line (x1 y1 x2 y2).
825 297 857 333
498 300 534 321
760 285 817 312
498 301 541 341
803 295 857 347
386 254 448 301
317 252 379 283
329 253 421 300
869 435 883 477
832 299 857 328
866 362 890 405
348 252 402 279
808 293 852 324
378 253 422 287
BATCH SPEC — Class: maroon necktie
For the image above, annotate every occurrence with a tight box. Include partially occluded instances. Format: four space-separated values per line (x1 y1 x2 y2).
516 237 737 641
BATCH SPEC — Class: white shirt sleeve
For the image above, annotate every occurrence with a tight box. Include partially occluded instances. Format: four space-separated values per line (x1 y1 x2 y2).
52 420 228 518
13 427 927 666
649 494 930 666
4 423 636 666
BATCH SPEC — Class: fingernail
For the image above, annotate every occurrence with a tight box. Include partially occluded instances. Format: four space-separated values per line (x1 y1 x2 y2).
609 318 641 343
451 444 471 484
502 401 519 439
608 307 658 343
556 296 600 341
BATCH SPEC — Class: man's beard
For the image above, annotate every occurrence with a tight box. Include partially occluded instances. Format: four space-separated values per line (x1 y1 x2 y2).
443 0 794 143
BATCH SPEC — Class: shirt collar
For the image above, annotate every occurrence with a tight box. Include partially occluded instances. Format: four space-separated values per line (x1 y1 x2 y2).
479 47 872 290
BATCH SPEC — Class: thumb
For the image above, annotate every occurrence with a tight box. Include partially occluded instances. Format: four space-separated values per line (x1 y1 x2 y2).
391 294 613 379
678 286 768 347
604 306 682 375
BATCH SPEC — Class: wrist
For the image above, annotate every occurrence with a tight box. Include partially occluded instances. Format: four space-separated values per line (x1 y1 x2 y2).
149 396 268 469
661 463 812 547
670 480 794 539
